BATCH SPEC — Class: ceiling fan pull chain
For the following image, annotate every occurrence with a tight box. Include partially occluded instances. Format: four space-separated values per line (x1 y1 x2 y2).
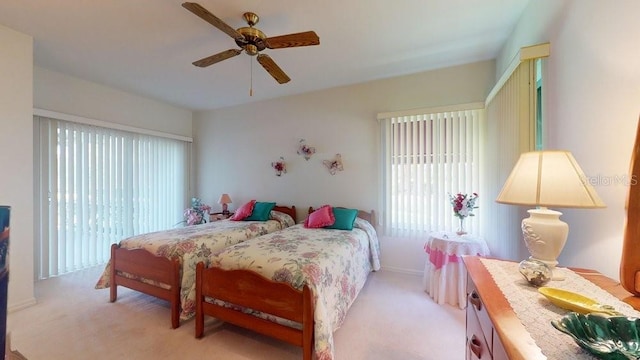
250 56 253 96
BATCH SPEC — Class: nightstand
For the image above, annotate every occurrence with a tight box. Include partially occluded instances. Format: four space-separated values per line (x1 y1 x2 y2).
209 212 233 222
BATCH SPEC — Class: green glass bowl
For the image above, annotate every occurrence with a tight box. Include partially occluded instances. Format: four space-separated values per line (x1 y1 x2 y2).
551 312 640 359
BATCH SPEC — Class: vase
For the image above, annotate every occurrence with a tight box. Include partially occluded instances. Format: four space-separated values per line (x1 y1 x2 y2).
456 217 467 235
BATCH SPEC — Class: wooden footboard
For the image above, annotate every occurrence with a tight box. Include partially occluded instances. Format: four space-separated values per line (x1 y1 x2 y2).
110 244 181 328
195 263 314 360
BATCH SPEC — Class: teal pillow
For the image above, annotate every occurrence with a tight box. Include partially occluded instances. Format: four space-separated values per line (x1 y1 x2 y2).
244 202 276 221
325 208 358 230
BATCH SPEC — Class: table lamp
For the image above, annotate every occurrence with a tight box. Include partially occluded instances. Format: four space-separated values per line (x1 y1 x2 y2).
495 151 605 277
218 194 232 215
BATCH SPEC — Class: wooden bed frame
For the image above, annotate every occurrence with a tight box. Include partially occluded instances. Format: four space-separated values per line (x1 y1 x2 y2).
194 208 375 359
109 205 297 329
195 265 314 360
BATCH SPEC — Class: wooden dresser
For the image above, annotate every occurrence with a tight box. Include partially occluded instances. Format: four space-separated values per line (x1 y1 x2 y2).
463 256 638 360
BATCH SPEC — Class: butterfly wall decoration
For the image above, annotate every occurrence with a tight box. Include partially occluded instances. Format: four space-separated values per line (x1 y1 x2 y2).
323 154 344 175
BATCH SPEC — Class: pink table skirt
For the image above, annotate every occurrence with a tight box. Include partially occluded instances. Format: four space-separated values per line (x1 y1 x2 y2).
423 232 490 309
424 244 462 270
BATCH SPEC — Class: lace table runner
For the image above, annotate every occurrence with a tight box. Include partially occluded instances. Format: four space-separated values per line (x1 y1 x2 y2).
480 258 640 360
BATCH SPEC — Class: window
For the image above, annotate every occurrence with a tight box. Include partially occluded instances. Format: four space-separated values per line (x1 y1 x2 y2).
379 105 483 236
535 57 544 150
35 116 190 278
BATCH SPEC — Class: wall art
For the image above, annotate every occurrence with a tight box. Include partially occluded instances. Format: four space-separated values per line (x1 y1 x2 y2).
323 154 344 175
272 157 287 176
297 139 316 161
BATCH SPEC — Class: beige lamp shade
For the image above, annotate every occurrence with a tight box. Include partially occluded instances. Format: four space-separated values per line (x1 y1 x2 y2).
496 151 605 209
218 194 232 205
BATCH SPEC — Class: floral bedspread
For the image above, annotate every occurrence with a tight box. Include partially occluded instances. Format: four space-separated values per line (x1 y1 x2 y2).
209 217 381 360
95 211 295 319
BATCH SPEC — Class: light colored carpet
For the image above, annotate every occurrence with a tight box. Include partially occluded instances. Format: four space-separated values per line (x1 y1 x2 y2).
7 266 465 359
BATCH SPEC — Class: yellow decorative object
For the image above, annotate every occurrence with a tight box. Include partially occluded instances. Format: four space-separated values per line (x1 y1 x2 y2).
538 287 620 316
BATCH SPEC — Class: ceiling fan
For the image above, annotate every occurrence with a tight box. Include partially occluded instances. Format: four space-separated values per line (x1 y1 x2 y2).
182 2 320 85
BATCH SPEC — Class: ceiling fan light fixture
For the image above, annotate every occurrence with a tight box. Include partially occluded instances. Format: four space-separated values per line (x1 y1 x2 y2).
245 44 259 56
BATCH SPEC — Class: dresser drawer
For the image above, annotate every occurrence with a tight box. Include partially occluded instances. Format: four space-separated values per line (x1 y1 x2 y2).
466 272 504 359
467 280 494 349
466 302 490 359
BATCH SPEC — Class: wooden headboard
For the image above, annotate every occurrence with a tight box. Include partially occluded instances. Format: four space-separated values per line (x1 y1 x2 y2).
620 117 640 295
274 205 297 224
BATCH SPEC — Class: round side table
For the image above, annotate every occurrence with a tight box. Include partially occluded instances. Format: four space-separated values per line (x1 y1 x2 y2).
423 231 490 309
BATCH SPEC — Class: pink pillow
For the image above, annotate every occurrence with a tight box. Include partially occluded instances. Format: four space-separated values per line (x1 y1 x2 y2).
304 205 335 228
230 200 256 221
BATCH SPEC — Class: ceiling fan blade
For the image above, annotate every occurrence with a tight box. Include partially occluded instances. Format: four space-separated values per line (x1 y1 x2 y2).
257 54 291 84
265 31 320 49
182 2 244 42
193 49 242 67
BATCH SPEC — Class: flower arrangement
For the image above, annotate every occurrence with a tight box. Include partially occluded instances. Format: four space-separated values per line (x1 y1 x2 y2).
297 139 316 161
449 192 479 219
272 157 287 176
449 192 478 235
183 197 211 226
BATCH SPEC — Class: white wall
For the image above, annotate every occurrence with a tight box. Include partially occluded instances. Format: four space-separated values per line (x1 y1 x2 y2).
495 0 640 279
34 67 193 137
0 25 35 310
193 60 495 274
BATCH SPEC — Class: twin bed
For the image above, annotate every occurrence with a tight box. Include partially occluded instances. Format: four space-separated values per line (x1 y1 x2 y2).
95 205 297 328
196 209 380 360
96 205 380 360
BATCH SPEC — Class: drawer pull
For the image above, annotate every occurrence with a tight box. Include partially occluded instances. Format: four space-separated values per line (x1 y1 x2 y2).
469 290 482 311
469 335 483 358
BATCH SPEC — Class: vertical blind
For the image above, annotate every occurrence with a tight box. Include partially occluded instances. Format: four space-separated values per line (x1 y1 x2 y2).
484 59 538 261
35 116 190 278
379 106 483 236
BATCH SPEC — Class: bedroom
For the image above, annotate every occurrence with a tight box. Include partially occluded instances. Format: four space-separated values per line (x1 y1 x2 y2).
1 0 639 359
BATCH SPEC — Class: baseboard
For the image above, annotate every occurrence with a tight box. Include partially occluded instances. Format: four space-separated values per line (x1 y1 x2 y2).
8 297 36 313
380 265 422 276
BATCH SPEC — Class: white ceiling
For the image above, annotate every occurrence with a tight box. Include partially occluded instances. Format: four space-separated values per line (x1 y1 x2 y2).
0 0 530 111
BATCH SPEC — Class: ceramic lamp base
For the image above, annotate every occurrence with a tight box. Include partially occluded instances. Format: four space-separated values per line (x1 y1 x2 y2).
521 207 569 280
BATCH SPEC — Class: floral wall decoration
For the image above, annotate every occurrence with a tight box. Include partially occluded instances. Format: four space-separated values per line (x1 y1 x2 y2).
323 153 344 175
271 156 287 176
297 139 316 161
